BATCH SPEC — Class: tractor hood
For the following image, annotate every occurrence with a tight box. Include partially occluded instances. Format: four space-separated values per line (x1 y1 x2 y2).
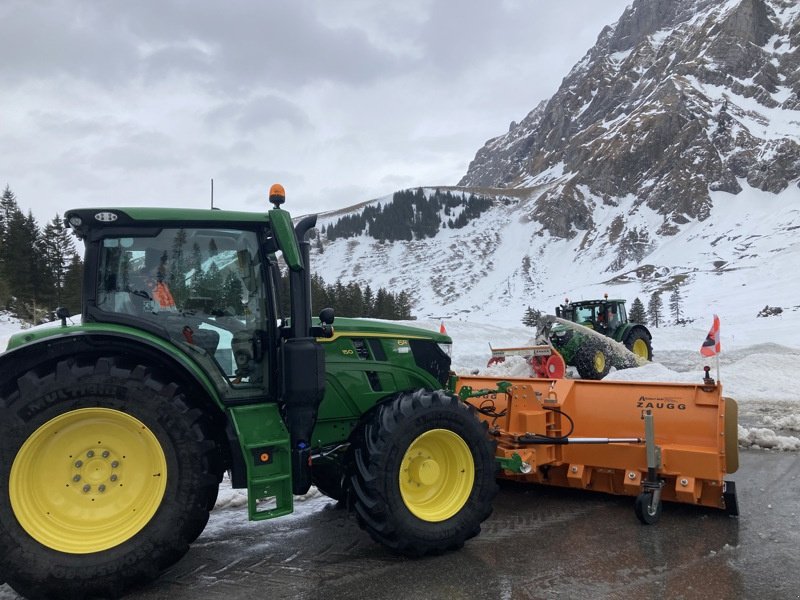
319 317 451 345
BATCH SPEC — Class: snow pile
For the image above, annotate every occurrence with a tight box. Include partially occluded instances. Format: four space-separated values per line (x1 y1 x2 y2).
214 473 324 511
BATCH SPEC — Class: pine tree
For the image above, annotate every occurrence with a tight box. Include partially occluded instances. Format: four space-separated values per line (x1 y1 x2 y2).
629 297 647 325
0 186 21 307
669 287 683 324
647 292 663 328
396 291 413 319
522 306 540 327
373 288 393 319
41 214 77 307
61 254 84 316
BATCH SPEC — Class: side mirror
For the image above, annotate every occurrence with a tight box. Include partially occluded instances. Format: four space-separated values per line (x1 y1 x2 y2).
312 308 335 338
319 307 335 325
55 306 71 327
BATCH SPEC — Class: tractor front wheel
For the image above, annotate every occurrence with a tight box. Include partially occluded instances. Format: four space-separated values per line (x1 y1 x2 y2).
0 357 221 599
350 389 497 556
574 338 612 380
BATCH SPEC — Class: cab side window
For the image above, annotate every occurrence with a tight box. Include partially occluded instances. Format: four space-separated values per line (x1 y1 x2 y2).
95 228 266 384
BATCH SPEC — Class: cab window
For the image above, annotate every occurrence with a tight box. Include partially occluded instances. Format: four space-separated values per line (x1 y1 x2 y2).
95 227 266 384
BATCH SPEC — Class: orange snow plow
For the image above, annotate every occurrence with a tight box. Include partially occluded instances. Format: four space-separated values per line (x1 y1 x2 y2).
455 369 739 522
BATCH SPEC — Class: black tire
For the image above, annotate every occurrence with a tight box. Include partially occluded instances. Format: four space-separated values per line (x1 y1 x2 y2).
623 327 653 362
0 357 222 599
349 389 497 557
634 491 662 525
574 337 612 379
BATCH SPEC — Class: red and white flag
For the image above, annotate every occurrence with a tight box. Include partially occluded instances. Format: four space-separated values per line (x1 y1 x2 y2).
439 321 447 335
700 314 721 357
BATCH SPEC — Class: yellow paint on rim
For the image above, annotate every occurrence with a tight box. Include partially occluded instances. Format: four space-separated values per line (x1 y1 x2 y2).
399 429 474 522
594 351 606 373
10 408 167 554
632 338 649 359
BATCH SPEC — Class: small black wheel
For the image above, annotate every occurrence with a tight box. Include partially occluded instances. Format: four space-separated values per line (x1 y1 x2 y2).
0 357 222 599
634 491 662 525
350 389 497 557
574 337 612 379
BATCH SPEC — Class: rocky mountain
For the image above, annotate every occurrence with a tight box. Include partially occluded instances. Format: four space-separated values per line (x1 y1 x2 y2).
460 0 799 239
309 0 800 327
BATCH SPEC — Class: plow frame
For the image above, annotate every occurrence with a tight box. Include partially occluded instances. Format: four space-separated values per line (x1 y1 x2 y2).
456 375 739 521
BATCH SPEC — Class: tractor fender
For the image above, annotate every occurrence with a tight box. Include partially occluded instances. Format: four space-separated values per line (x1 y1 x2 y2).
1 326 223 409
623 324 652 343
0 327 243 484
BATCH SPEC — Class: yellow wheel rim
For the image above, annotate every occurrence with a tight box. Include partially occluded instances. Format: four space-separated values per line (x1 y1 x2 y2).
632 338 649 359
10 408 167 554
399 429 474 522
593 351 606 373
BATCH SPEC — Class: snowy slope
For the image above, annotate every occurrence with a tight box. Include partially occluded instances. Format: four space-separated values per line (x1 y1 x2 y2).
311 182 800 341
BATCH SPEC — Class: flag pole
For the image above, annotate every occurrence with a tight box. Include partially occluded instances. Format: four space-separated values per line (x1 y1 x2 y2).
716 352 720 384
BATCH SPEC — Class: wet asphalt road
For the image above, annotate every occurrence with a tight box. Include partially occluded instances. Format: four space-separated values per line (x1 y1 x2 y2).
2 449 798 600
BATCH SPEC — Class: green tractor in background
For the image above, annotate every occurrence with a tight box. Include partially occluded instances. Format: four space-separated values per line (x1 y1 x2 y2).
0 187 497 599
550 296 653 380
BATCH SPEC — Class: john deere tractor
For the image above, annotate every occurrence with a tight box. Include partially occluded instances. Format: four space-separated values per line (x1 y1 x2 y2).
0 187 496 599
550 297 653 380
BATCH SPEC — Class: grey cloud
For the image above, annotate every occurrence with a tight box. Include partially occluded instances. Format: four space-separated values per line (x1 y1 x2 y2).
0 1 140 84
206 95 311 133
0 0 406 88
90 131 181 172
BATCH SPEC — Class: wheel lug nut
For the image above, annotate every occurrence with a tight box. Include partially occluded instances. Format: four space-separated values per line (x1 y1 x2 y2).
111 461 119 468
102 451 110 458
110 474 118 482
73 475 81 482
83 484 91 493
74 460 83 468
98 485 106 493
86 450 95 458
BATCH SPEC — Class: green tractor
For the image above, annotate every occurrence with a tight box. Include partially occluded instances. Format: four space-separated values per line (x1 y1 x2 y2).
0 188 497 599
550 296 653 380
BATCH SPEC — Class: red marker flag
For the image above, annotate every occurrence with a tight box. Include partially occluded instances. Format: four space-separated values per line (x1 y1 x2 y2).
700 314 721 357
439 322 447 335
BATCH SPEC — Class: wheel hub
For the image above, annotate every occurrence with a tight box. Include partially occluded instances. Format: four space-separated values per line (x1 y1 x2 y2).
409 457 441 486
594 351 606 372
72 448 121 493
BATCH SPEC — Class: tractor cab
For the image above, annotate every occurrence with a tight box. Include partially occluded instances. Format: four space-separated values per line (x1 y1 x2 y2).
556 296 628 336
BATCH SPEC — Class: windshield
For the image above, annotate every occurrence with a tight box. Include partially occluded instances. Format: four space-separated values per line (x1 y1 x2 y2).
95 227 267 383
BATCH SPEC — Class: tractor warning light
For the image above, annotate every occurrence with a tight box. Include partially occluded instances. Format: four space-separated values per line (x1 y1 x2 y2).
251 447 274 465
269 183 286 208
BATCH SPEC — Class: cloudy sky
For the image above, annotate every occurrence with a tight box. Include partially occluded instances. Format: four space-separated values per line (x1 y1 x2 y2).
2 0 631 224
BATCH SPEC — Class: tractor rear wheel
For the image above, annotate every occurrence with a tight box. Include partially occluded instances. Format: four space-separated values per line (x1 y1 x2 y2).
350 389 497 556
624 328 653 361
574 338 612 380
0 357 221 600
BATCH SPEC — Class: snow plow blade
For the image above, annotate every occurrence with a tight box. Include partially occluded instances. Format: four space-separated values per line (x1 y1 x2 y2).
455 375 738 519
